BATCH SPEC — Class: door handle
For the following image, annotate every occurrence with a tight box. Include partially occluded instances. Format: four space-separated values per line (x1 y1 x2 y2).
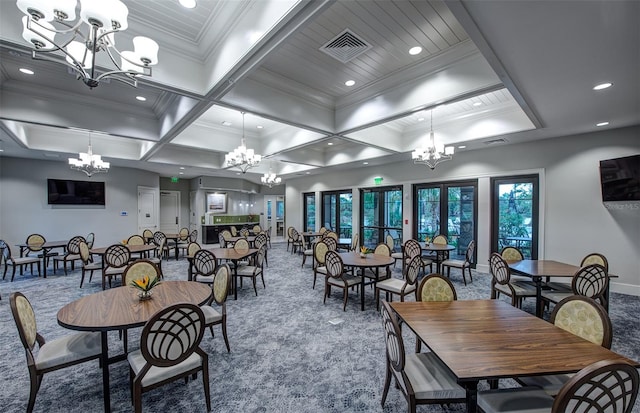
175 217 178 225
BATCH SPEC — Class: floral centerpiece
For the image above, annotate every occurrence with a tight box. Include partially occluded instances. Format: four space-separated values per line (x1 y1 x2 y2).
130 275 160 300
360 246 373 258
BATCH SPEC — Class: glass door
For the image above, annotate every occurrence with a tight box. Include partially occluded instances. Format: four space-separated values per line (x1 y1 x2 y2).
303 192 316 232
321 190 353 238
360 186 403 249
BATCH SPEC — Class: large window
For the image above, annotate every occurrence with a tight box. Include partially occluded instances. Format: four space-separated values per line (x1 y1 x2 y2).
321 190 353 238
303 192 316 232
491 175 539 259
359 186 403 249
414 180 477 260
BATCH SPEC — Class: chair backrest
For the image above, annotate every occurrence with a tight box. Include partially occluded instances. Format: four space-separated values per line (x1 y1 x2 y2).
432 234 447 245
418 273 458 302
78 241 90 264
572 264 609 300
265 226 272 239
374 243 391 256
66 235 86 254
220 230 232 241
580 253 608 272
85 232 95 249
1 240 12 261
489 252 511 285
290 228 300 242
189 230 198 242
324 231 338 240
254 246 266 268
325 250 344 278
319 226 327 234
323 236 337 251
552 359 639 413
550 295 612 348
350 233 359 251
381 301 406 376
233 238 249 252
153 231 166 247
10 292 39 354
127 235 145 246
239 228 250 238
193 250 217 278
501 246 524 261
104 244 131 268
464 240 476 264
253 225 262 234
230 226 238 236
218 233 227 248
314 241 329 266
187 242 201 257
404 255 422 286
142 229 153 240
385 234 395 252
403 239 422 260
178 227 189 240
212 264 231 305
26 233 45 252
140 303 205 367
123 259 161 287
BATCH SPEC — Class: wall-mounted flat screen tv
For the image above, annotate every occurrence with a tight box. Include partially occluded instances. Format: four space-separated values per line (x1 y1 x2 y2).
47 179 106 205
599 154 640 202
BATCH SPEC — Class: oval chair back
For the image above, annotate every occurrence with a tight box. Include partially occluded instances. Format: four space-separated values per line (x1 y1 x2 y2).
105 244 131 269
193 250 218 278
187 242 201 257
253 225 262 234
550 295 612 348
385 234 395 252
418 273 458 302
233 238 250 253
127 235 145 246
572 264 609 301
580 253 608 272
85 232 95 249
489 253 511 285
403 239 422 260
212 264 231 306
254 233 267 250
374 243 391 256
25 234 46 253
432 234 448 245
323 236 337 251
314 241 329 267
123 259 160 287
501 246 524 261
325 250 344 278
67 236 86 254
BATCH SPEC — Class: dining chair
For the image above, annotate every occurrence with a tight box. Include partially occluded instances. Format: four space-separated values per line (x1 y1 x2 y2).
542 264 609 309
322 235 337 252
178 230 198 257
415 273 458 352
1 240 41 281
230 225 238 236
142 229 153 243
10 292 101 413
548 252 610 293
313 240 329 289
290 228 302 254
323 250 362 311
323 231 338 240
239 227 250 238
265 226 272 249
489 252 536 308
236 246 266 296
500 246 533 284
102 244 131 289
52 235 85 275
301 234 314 268
254 232 268 266
201 264 231 352
192 249 218 284
441 239 475 285
402 239 427 274
121 259 162 351
25 233 58 268
286 226 295 251
364 243 392 283
517 295 612 395
375 254 421 310
127 303 210 413
477 359 639 413
380 301 465 413
152 231 169 258
252 224 262 234
78 241 102 288
127 234 146 246
146 237 166 277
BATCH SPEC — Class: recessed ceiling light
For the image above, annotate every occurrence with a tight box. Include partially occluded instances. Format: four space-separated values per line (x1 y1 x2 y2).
178 0 197 9
256 125 263 129
179 172 184 175
473 102 482 106
345 80 355 87
135 96 146 101
19 68 34 75
409 46 422 55
458 145 467 149
327 142 333 146
305 172 311 175
235 172 241 175
417 117 425 122
596 121 609 127
593 82 612 90
222 121 232 126
363 162 369 165
179 167 185 170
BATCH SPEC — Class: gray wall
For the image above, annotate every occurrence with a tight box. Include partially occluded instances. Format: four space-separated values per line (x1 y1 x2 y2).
285 126 640 295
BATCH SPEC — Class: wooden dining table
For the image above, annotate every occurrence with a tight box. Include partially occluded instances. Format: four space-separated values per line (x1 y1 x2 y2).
57 281 212 413
207 247 259 300
390 299 638 413
421 242 455 273
338 252 395 310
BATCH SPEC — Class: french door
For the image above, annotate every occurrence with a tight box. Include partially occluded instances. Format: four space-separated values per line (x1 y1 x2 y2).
303 192 316 232
359 186 403 249
413 180 477 260
321 190 353 238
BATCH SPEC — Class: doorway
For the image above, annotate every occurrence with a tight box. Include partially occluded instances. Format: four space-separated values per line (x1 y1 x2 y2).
138 186 159 235
160 191 180 234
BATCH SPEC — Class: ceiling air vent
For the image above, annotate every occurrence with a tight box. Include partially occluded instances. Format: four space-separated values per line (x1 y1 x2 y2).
484 138 508 145
320 29 372 63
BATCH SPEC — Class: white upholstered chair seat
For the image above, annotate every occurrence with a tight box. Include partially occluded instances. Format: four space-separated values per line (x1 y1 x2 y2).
494 280 536 296
541 290 573 304
477 387 553 413
194 274 215 284
440 258 463 268
127 350 203 387
236 265 260 276
201 306 223 324
327 275 361 287
375 278 416 294
315 266 327 275
36 331 101 370
391 252 403 259
104 266 126 275
401 352 465 400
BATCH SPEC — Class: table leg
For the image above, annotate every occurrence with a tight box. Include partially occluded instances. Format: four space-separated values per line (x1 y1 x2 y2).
233 260 238 300
174 242 179 260
534 276 543 318
463 381 479 413
361 271 365 311
100 331 111 413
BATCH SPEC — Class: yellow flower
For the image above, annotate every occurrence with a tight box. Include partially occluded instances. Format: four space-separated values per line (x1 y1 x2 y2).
131 275 159 292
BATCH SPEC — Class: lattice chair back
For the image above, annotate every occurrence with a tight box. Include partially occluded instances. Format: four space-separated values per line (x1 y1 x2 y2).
189 230 198 243
386 234 395 252
123 259 160 287
254 233 267 251
324 250 344 278
178 227 189 240
104 244 131 269
323 236 337 251
255 246 267 268
140 303 205 367
418 273 458 302
79 241 90 264
489 252 511 285
432 234 448 245
551 295 612 348
350 233 359 251
212 264 231 306
67 236 86 254
234 238 250 252
239 228 250 238
405 255 422 285
374 243 391 256
552 359 639 413
580 253 609 272
153 231 166 247
381 301 406 375
187 242 201 257
26 234 45 253
501 246 524 261
127 235 145 246
253 225 262 234
193 250 217 278
314 241 329 266
571 264 609 301
218 233 227 248
319 227 327 234
403 239 422 260
465 240 476 264
155 238 167 262
85 232 95 249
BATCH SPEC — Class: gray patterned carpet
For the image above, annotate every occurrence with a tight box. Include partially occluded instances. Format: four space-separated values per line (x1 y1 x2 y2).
1 242 638 413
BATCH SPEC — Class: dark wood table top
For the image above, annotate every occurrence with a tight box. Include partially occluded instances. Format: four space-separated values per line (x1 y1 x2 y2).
508 259 581 278
338 252 394 268
390 299 638 382
90 244 157 255
421 243 455 251
207 247 258 260
57 281 212 332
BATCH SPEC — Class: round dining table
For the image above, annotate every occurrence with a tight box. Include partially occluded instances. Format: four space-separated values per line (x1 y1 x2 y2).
57 281 212 413
338 252 395 310
421 243 455 273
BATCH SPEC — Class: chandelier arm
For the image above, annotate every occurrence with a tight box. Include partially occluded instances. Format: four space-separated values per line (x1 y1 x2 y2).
99 73 138 87
31 49 90 80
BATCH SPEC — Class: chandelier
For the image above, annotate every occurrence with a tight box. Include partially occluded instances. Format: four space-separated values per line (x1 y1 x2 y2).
17 0 159 89
411 110 454 170
68 139 109 176
224 112 261 173
261 164 282 188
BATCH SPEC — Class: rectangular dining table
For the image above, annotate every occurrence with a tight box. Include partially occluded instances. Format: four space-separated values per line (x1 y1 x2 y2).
390 299 638 413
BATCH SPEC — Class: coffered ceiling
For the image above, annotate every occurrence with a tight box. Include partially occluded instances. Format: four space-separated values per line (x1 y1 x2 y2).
0 0 638 184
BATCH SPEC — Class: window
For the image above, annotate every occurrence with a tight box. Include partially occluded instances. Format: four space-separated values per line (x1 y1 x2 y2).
414 180 477 261
359 186 402 249
303 192 316 232
491 175 539 259
321 190 353 238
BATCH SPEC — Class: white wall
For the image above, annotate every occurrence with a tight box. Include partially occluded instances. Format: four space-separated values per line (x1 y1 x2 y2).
0 158 159 250
285 126 640 295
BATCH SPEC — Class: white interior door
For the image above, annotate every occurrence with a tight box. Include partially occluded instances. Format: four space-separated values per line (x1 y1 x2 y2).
189 191 198 231
138 186 159 234
160 191 180 234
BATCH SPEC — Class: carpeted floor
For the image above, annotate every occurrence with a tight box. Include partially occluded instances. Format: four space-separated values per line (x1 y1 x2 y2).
1 242 638 412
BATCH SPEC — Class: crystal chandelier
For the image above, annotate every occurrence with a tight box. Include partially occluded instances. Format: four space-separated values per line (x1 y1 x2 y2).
412 110 454 170
224 112 261 173
17 0 159 89
261 164 282 188
69 138 109 176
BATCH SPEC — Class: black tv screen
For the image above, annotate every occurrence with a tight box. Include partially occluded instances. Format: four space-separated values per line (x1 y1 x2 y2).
48 179 106 205
599 154 640 202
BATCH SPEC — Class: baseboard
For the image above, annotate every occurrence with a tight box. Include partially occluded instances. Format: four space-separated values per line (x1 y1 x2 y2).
610 282 640 297
475 263 489 274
